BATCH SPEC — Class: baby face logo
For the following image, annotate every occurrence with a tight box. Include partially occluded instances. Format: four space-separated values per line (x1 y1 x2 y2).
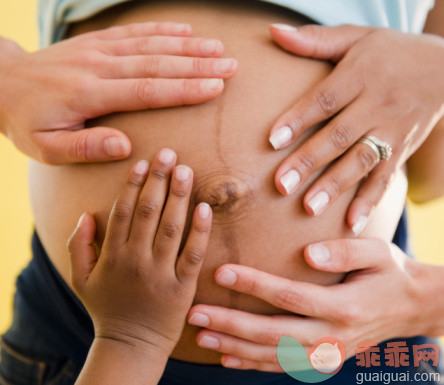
277 336 345 383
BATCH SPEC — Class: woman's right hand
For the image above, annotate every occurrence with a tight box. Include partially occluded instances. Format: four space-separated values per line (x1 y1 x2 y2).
0 23 238 164
67 149 213 355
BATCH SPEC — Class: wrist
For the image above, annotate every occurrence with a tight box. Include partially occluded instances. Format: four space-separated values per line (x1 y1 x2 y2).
408 260 444 337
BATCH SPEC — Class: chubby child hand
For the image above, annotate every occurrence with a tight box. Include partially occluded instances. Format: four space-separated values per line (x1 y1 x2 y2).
67 148 212 355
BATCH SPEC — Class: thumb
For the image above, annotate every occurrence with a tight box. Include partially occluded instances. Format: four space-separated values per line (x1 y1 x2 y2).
35 126 132 164
68 212 98 291
269 24 373 62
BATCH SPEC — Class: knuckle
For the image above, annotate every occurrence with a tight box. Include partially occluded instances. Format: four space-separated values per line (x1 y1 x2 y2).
357 147 378 172
134 36 150 54
261 326 282 345
243 275 260 295
298 153 316 174
329 123 352 150
151 167 168 181
132 78 157 105
113 202 134 221
144 55 160 76
180 38 193 55
341 240 357 270
160 220 181 239
315 89 338 114
184 247 204 265
376 173 392 193
192 57 206 74
73 134 91 161
337 303 363 325
73 76 94 96
136 196 159 219
170 185 189 198
276 287 303 309
326 176 343 198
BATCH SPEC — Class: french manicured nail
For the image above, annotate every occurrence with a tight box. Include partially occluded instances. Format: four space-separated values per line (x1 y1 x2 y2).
103 137 130 157
224 357 242 368
214 58 236 74
216 269 237 286
280 170 300 195
308 191 330 216
198 335 220 349
308 243 330 264
271 23 298 32
201 39 223 55
134 160 149 175
158 148 175 164
269 126 292 150
202 78 224 92
198 202 211 219
175 165 191 181
352 215 368 235
188 313 210 327
77 213 87 228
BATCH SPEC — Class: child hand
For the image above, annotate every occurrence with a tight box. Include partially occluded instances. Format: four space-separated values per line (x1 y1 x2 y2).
67 148 212 355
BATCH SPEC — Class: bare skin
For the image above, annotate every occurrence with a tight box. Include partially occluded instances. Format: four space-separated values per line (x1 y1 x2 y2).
28 0 406 363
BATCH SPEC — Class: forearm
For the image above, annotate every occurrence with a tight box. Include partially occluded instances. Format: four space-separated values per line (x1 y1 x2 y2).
75 338 170 385
407 117 444 203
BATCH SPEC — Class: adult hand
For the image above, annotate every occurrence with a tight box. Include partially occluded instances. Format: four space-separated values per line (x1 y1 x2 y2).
267 24 444 234
0 23 237 164
187 238 436 372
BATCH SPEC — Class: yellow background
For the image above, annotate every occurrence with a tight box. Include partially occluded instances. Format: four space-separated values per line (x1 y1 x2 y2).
1 1 443 337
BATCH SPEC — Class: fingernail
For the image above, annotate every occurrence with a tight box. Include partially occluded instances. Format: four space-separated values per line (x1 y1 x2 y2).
158 148 175 164
175 165 191 181
224 357 242 368
214 58 236 74
271 23 298 32
201 39 223 56
308 191 330 216
269 126 292 150
352 215 368 235
216 269 237 286
280 170 300 195
134 160 149 175
308 243 330 264
197 202 211 219
77 213 87 228
188 313 210 327
198 335 220 349
202 78 224 92
103 137 130 157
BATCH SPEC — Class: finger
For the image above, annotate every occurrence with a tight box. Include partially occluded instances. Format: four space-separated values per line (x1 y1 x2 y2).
274 102 369 197
347 162 398 235
176 203 212 286
211 265 339 317
269 24 373 62
221 356 283 372
93 78 224 114
268 63 363 152
304 238 392 273
153 165 193 264
129 149 177 247
103 36 224 57
86 22 192 40
34 127 132 165
105 160 150 247
102 56 238 79
196 330 279 364
67 213 98 291
301 138 381 217
189 304 326 345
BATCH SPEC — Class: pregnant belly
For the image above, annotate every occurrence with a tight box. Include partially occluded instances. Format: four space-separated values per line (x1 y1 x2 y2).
28 0 407 363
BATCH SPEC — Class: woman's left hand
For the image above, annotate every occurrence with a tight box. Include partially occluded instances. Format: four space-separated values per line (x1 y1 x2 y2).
267 25 444 234
187 238 431 372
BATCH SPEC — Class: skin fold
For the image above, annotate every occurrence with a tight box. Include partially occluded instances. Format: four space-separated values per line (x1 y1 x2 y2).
28 0 407 363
